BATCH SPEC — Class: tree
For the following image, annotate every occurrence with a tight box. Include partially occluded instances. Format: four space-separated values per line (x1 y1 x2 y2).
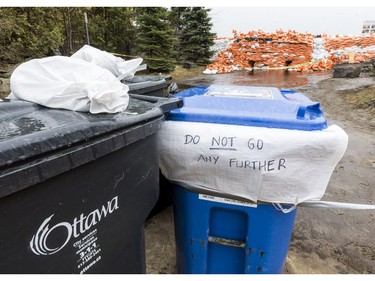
0 6 218 68
169 7 189 61
0 7 63 62
59 7 83 55
134 7 175 72
0 8 21 62
179 7 216 64
89 7 136 55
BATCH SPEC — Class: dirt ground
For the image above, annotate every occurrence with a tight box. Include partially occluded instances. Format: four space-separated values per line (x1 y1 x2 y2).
1 66 374 274
285 77 375 274
144 72 375 274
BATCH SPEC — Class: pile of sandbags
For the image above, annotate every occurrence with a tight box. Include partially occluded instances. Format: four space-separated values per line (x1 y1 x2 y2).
210 38 234 60
312 38 329 62
205 30 375 74
324 34 375 64
300 34 375 72
205 29 314 74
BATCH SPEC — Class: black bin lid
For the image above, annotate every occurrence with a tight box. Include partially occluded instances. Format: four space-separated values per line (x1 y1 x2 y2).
0 95 181 197
121 76 167 95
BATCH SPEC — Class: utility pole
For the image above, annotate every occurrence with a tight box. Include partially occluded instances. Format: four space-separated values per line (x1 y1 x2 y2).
84 12 90 45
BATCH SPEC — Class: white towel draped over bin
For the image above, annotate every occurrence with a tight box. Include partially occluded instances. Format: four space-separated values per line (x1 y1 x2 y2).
158 121 348 205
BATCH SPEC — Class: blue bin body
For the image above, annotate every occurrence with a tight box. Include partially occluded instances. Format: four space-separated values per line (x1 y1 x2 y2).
172 185 297 274
167 85 327 274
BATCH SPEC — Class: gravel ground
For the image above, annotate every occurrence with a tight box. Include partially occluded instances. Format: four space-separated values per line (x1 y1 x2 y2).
145 73 375 274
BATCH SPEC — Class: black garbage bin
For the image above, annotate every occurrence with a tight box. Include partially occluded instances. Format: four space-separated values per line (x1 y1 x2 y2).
122 76 168 97
121 75 175 217
0 95 180 274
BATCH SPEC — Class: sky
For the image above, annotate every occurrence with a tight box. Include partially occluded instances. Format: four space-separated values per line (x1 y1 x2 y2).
208 7 375 38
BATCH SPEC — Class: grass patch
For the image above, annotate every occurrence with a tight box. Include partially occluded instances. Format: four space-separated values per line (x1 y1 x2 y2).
344 86 375 110
166 65 205 82
0 92 8 99
0 78 10 100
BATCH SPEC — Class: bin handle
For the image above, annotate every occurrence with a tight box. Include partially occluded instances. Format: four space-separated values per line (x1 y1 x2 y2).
272 203 296 213
129 93 183 114
296 103 322 119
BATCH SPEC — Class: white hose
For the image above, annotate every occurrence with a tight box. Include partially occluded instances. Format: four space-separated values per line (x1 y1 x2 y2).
298 200 375 209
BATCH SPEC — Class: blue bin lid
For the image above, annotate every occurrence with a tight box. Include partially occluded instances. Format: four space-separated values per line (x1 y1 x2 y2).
169 85 327 131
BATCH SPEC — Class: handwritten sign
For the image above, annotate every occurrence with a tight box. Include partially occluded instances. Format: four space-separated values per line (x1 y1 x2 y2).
158 121 348 205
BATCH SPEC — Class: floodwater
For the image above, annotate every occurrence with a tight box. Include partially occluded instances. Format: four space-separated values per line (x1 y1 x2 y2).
177 69 333 90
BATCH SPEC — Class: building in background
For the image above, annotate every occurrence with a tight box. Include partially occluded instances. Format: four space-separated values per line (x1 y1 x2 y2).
362 20 375 34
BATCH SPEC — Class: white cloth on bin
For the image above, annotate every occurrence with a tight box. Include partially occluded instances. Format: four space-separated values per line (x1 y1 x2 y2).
71 45 144 80
10 56 130 114
158 121 348 205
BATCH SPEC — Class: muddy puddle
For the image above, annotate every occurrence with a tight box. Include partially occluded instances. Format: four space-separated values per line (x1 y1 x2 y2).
176 69 333 90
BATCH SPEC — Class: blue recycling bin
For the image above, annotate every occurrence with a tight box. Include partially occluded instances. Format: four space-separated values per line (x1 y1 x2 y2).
165 85 328 274
172 186 297 274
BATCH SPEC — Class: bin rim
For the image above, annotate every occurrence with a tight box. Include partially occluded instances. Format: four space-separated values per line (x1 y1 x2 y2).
168 85 328 131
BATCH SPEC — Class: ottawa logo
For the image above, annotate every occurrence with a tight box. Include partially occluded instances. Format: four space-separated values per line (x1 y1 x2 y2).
30 196 119 255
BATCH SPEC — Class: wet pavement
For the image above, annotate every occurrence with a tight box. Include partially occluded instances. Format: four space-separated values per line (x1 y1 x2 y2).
177 69 332 90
